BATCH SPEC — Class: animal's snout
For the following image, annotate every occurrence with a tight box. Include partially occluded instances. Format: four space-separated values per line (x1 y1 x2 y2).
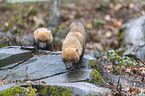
39 42 46 49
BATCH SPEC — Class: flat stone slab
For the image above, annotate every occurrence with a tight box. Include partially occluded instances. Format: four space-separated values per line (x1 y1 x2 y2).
48 82 111 96
0 47 96 83
36 69 94 84
1 47 107 95
0 47 32 68
0 83 18 92
1 54 94 83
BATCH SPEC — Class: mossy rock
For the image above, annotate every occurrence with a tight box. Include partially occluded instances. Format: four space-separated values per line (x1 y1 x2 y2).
89 60 109 84
0 45 8 48
89 60 105 83
0 86 36 96
89 60 97 69
91 70 105 83
36 85 73 96
89 60 101 71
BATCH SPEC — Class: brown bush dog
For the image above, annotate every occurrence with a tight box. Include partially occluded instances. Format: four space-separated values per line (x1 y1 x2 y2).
33 28 53 53
62 22 86 69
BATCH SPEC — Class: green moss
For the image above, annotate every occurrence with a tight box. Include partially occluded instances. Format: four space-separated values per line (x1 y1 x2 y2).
0 45 8 48
93 19 106 28
88 94 93 96
89 60 97 69
89 60 105 83
91 70 105 83
27 87 36 96
49 86 72 96
0 86 36 96
39 85 73 96
40 85 49 96
89 60 101 71
62 89 72 96
2 45 8 47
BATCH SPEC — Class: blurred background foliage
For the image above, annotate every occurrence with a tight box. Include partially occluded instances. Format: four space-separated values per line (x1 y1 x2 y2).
0 0 144 52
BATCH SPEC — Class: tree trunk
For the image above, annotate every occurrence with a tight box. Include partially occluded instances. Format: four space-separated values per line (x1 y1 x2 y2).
48 0 61 28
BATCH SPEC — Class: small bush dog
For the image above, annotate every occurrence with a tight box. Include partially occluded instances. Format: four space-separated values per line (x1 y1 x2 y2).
33 28 53 52
62 22 86 69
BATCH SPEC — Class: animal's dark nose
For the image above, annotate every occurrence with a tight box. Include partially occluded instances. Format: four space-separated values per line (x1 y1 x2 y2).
66 65 72 70
40 45 45 48
39 42 46 49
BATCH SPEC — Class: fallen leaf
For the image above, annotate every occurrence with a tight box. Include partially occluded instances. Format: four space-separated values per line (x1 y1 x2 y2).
104 15 111 21
129 3 134 9
105 31 112 38
113 21 122 27
33 14 46 26
129 88 136 93
125 69 131 73
114 4 122 11
85 23 93 29
139 67 145 74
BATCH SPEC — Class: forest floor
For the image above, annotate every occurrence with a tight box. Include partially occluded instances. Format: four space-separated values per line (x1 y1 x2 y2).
0 1 144 53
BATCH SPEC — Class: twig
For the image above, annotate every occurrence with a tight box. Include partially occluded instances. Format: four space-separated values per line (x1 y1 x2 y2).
1 70 14 80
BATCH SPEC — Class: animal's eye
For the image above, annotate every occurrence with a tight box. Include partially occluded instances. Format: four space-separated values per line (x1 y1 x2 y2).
63 59 66 62
44 40 47 43
70 59 74 62
38 39 41 42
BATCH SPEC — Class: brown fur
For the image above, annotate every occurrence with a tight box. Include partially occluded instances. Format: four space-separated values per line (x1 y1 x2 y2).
33 28 53 52
62 22 86 69
69 21 86 41
34 28 53 42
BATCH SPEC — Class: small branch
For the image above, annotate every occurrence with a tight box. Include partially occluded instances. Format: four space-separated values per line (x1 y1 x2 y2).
1 70 14 80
